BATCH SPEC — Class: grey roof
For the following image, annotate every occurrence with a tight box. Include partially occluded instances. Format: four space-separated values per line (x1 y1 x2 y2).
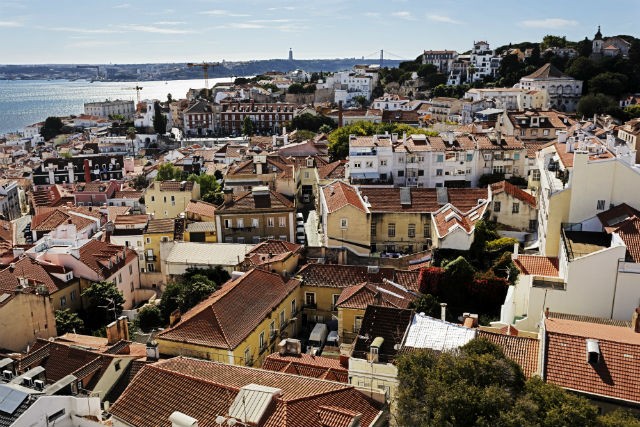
186 222 217 233
164 242 254 266
403 313 476 351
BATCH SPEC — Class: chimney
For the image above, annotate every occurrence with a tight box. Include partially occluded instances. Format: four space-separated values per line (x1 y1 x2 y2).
83 159 91 182
632 307 640 333
513 243 519 257
440 303 447 321
146 340 159 361
496 130 502 144
223 187 233 204
338 101 343 128
544 307 550 319
169 309 181 326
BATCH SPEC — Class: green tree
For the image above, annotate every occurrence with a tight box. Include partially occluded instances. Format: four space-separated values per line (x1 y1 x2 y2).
159 282 183 322
127 126 137 156
541 35 567 50
588 72 629 98
213 169 224 180
132 174 148 190
178 274 217 312
353 95 368 108
577 93 617 118
566 57 598 85
81 281 125 327
242 116 255 136
41 116 64 141
577 37 593 57
55 309 85 335
624 104 640 119
290 113 336 132
153 101 168 134
134 305 164 332
597 409 640 427
409 294 442 319
156 163 182 181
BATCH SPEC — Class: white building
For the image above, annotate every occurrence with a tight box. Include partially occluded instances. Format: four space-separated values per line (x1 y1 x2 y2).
84 99 135 119
371 94 412 111
317 67 377 107
517 64 582 112
465 87 549 111
422 50 459 74
469 41 500 82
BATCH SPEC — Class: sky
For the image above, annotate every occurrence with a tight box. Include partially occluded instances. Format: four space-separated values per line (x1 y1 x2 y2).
0 0 638 64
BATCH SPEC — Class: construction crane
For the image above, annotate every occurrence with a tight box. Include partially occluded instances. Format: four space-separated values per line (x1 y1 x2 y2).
122 85 143 104
187 62 218 99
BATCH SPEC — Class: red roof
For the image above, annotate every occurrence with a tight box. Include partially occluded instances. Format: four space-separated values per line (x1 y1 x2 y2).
610 216 640 263
513 255 559 277
297 264 419 292
322 182 366 213
263 352 348 383
335 281 415 310
490 181 536 208
544 316 640 404
110 356 383 427
477 331 539 378
158 269 299 350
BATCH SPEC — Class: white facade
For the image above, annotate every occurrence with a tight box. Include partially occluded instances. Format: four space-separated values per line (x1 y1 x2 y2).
10 395 103 427
465 88 549 111
469 41 500 82
318 69 375 107
84 99 135 119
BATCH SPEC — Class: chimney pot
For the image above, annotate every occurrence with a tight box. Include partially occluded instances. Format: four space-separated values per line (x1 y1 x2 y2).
545 307 550 319
440 303 447 321
632 307 640 333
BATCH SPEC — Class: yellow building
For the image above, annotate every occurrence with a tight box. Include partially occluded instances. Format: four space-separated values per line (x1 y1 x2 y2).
145 180 200 219
238 239 303 276
143 218 183 273
157 269 301 368
488 181 538 232
319 181 371 257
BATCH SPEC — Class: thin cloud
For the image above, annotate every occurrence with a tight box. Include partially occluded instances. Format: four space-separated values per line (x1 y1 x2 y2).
200 9 250 17
113 3 130 8
223 22 265 29
120 24 194 34
45 26 117 34
154 21 187 26
267 6 295 11
392 11 414 21
365 12 380 18
0 20 21 27
427 14 462 24
520 18 578 29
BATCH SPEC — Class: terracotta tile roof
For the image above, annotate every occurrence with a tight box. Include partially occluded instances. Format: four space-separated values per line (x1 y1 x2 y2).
610 216 640 262
427 135 475 151
31 208 97 232
544 316 640 404
298 264 418 291
548 312 631 327
335 281 415 310
110 356 383 427
513 255 559 277
321 182 366 213
145 218 176 234
317 406 361 427
352 306 414 363
598 203 640 229
185 200 217 218
475 134 524 150
263 353 348 383
490 181 536 208
218 189 294 212
522 63 572 80
114 215 149 226
158 180 195 192
113 190 143 199
318 160 347 180
359 187 488 213
0 256 71 294
248 239 302 256
158 269 300 350
432 201 488 238
78 239 134 280
477 331 539 378
349 135 392 148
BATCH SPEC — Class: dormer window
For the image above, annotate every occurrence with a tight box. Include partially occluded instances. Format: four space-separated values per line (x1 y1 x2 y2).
586 339 600 364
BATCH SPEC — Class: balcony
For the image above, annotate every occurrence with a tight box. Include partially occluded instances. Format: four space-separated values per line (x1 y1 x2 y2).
532 277 566 290
145 254 156 261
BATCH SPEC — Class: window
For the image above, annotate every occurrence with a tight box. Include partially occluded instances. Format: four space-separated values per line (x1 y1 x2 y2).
371 222 376 237
150 196 155 202
493 165 504 174
466 153 473 162
543 129 549 136
244 347 252 365
147 263 155 272
237 218 244 228
60 296 67 307
279 217 286 227
365 161 373 168
118 273 122 283
493 201 501 212
388 223 396 238
417 156 425 162
224 219 233 228
70 290 77 301
532 170 541 181
418 170 424 176
279 235 287 241
280 310 285 328
237 237 245 243
329 294 341 311
163 196 166 203
512 203 520 214
305 292 316 306
304 171 309 179
354 316 363 333
596 200 605 210
424 224 430 238
145 237 151 244
267 217 274 227
129 264 133 274
291 299 297 315
161 236 169 242
259 331 265 350
340 218 348 229
48 409 66 423
171 195 175 206
529 219 537 231
380 160 388 166
397 170 404 177
514 152 520 160
252 218 259 227
436 169 443 176
354 161 361 168
408 224 416 238
436 154 444 162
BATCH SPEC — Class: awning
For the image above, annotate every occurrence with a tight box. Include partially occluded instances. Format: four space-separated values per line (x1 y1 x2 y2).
350 172 380 179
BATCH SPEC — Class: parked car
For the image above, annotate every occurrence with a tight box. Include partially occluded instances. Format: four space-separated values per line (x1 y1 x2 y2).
307 323 329 355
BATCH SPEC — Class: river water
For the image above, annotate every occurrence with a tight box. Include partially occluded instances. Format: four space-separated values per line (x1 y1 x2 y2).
0 77 235 135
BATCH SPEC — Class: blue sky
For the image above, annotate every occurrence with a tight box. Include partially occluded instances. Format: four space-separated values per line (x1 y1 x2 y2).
0 0 637 64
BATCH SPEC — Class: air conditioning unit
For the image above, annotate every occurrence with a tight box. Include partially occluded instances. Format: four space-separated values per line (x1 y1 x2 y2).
34 379 45 391
22 377 33 387
2 370 12 380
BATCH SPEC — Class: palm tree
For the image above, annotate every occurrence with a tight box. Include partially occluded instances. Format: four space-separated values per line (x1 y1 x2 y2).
127 127 137 157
